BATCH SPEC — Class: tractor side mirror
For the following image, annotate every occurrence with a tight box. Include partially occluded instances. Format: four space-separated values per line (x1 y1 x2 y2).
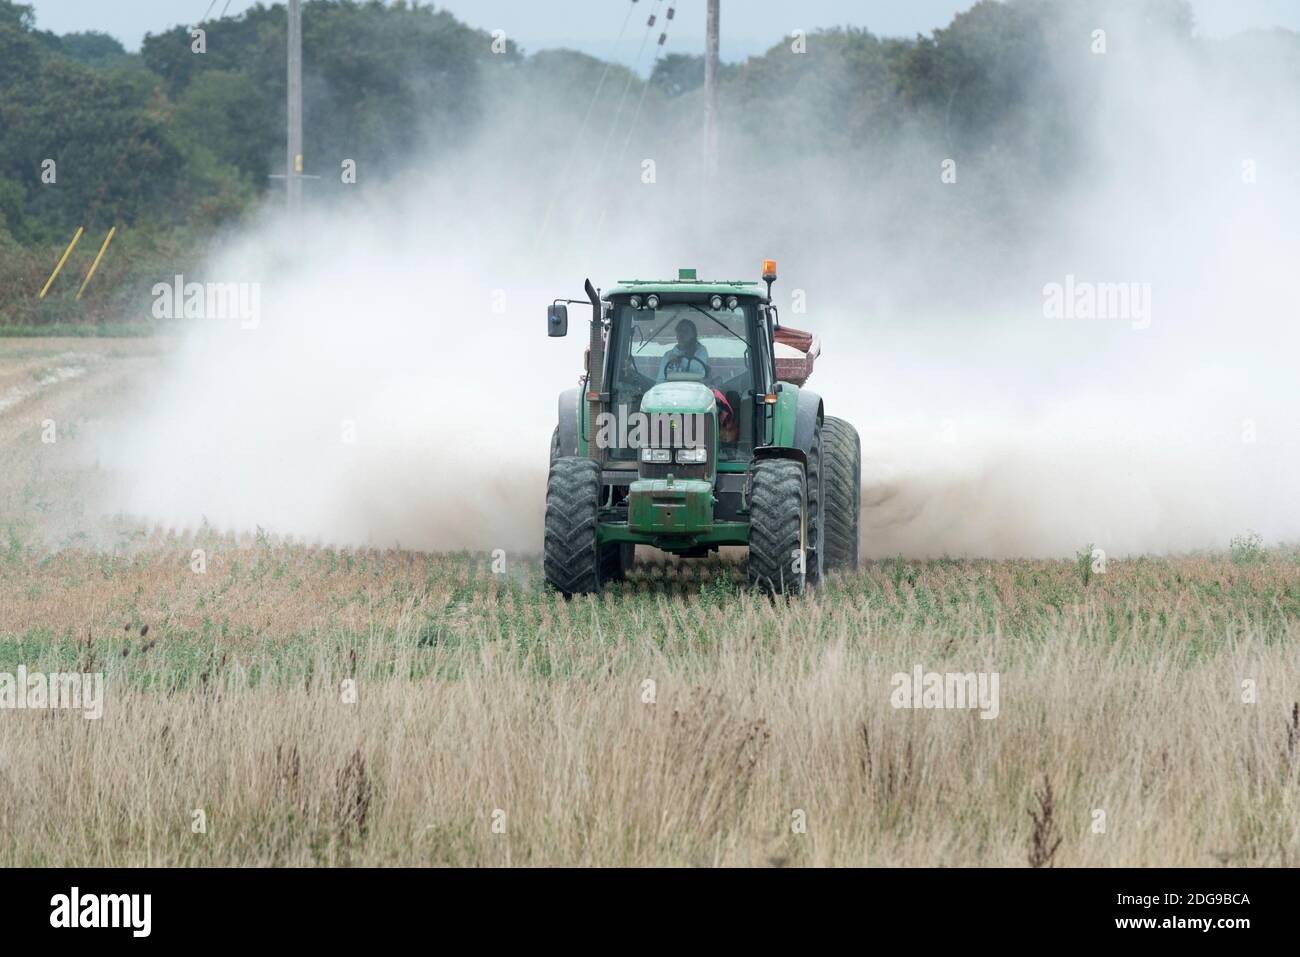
547 303 568 337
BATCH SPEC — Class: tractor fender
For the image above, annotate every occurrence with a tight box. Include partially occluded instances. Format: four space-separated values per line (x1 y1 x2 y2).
557 387 581 457
753 445 808 468
792 388 824 456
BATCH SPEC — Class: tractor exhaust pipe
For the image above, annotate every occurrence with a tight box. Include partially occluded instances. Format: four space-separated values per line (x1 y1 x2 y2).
584 278 604 465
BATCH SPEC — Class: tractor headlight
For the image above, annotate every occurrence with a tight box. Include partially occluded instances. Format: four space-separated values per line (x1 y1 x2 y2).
640 447 671 463
675 447 707 464
726 296 738 310
710 295 723 310
629 295 641 309
646 294 660 309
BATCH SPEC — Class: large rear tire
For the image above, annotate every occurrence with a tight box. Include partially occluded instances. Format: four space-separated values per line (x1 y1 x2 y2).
748 458 808 596
821 416 861 571
544 457 602 595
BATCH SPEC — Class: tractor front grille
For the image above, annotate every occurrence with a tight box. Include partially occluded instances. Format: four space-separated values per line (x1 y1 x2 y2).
639 415 713 481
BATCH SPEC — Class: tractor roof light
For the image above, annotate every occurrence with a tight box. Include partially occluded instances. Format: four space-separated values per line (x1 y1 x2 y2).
710 295 723 310
646 294 660 309
761 259 778 300
629 295 641 309
726 296 738 310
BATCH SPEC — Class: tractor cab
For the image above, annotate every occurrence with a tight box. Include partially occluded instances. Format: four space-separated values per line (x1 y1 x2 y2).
604 274 771 466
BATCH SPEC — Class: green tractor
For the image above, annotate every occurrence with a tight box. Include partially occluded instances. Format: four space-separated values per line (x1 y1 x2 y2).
544 262 860 596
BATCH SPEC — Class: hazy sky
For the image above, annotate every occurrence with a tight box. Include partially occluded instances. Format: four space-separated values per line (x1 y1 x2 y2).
24 0 1300 62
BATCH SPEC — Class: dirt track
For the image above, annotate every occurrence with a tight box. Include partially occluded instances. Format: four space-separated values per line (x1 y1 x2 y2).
0 338 171 549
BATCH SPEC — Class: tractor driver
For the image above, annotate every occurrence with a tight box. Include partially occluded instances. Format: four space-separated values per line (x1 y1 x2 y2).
656 319 710 382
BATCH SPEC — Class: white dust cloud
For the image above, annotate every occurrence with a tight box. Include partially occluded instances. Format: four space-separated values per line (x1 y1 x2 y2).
99 9 1300 558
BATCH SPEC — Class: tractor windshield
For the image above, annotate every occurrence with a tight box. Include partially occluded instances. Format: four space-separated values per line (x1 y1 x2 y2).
607 298 760 463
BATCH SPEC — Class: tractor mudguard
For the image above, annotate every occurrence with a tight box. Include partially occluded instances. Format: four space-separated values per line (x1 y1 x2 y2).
752 388 821 469
792 387 824 456
557 387 581 458
753 445 807 467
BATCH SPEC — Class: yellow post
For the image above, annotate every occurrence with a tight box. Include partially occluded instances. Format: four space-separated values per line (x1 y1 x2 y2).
39 226 84 299
76 226 118 301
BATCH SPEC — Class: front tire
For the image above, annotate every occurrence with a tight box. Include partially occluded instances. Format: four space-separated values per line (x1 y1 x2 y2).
748 458 808 596
544 457 602 595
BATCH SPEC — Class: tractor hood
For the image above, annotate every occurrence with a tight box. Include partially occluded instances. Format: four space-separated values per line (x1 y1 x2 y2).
639 381 716 416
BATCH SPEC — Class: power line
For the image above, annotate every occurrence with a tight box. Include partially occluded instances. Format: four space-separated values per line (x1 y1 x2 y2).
592 4 677 245
566 1 639 147
617 4 676 166
536 0 641 244
589 0 664 192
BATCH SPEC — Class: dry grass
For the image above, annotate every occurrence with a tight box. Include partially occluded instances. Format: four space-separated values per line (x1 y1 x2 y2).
0 542 1298 866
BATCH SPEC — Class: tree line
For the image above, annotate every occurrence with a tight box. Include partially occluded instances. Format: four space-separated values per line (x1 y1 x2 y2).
0 0 1289 329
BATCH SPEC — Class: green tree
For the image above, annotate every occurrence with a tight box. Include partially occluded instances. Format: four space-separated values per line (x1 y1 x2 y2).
651 53 705 97
57 31 129 67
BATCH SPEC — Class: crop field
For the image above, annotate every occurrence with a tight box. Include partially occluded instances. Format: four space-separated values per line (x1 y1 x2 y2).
1 340 1298 867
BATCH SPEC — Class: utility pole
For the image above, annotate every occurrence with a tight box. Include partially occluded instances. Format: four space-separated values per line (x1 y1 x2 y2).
703 0 720 184
286 0 303 215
